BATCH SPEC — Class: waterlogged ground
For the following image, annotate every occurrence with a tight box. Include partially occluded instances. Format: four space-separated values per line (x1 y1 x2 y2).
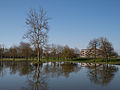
0 61 120 90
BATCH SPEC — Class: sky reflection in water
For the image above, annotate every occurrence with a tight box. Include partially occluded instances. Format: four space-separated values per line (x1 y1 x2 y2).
0 61 119 90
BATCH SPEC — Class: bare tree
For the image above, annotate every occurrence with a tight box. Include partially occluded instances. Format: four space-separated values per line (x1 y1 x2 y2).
0 44 4 60
99 37 115 62
9 47 17 60
62 45 75 60
87 37 117 62
56 45 64 60
50 44 57 60
24 8 50 61
74 48 80 58
44 45 51 60
87 38 100 62
19 42 33 60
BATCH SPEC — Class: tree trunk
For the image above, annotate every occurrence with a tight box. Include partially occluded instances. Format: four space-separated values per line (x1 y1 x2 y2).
1 55 2 60
37 44 41 62
94 45 96 62
37 50 40 62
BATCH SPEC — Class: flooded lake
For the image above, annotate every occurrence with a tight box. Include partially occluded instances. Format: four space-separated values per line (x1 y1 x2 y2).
0 61 120 90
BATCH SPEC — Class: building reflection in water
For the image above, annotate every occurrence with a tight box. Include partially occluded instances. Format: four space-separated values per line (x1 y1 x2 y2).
86 63 118 86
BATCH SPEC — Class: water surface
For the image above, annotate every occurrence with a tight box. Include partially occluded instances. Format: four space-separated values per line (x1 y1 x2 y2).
0 61 120 90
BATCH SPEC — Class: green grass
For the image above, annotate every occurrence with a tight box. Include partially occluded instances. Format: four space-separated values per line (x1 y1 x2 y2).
1 57 120 65
0 58 33 62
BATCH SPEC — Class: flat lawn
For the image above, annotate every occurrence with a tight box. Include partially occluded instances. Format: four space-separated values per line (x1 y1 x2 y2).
0 58 120 65
0 58 33 61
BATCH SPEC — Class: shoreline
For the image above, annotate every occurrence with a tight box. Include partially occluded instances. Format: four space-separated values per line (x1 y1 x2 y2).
0 58 120 65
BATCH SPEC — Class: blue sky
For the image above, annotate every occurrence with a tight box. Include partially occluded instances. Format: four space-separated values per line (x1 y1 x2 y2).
0 0 120 53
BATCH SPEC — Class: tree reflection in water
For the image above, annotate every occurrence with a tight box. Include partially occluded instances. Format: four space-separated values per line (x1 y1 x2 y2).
26 63 48 90
0 61 81 90
0 61 4 77
0 61 33 76
26 62 81 90
86 64 118 86
61 62 81 77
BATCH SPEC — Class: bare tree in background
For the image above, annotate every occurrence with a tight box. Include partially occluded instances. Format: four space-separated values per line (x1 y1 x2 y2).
74 48 80 58
9 47 17 60
88 38 100 62
19 42 33 60
56 45 64 60
24 8 50 61
44 45 51 60
0 44 4 60
87 37 118 62
99 37 115 62
62 45 75 60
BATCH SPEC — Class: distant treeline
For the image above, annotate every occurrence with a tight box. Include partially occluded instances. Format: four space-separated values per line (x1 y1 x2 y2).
0 42 80 60
0 37 118 62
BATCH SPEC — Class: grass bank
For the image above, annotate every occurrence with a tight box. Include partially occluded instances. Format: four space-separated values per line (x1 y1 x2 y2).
1 58 120 65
